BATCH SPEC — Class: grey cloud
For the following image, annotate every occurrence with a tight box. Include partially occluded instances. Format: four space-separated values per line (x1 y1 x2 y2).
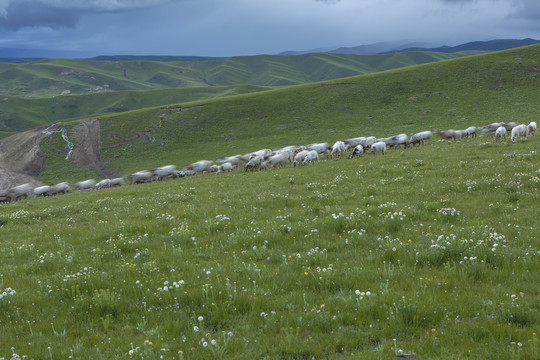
0 0 170 30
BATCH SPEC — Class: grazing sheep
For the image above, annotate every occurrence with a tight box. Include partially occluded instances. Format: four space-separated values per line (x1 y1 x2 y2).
185 160 214 174
454 130 466 140
479 123 502 135
95 179 111 190
128 170 153 184
365 136 377 148
349 145 364 158
330 141 346 159
76 179 96 190
292 150 310 167
503 122 518 131
371 141 386 155
511 124 528 142
343 137 367 150
110 178 126 187
306 143 331 157
302 150 319 165
528 121 537 136
381 134 408 148
464 126 477 138
495 126 507 142
434 129 457 141
244 155 263 171
8 183 34 202
153 165 177 180
49 182 71 196
0 190 9 203
265 151 291 169
34 185 52 197
217 155 247 168
408 131 432 147
216 162 234 174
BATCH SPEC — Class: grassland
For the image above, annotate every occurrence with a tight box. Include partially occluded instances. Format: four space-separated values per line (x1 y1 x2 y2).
1 134 539 359
35 44 539 184
0 45 539 359
0 51 480 133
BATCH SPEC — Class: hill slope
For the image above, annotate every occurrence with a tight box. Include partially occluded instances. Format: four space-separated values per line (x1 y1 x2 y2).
28 44 540 185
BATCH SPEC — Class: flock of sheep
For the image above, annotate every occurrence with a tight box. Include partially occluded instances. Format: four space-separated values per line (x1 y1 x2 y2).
0 120 536 204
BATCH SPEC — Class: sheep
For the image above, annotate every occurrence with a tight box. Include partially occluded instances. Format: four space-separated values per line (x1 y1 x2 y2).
408 131 432 147
244 155 263 171
330 141 346 159
184 160 214 174
371 141 386 155
110 178 126 187
503 122 518 131
48 182 72 196
349 145 364 158
365 136 377 148
217 155 247 168
343 137 367 150
0 190 9 203
208 165 219 173
153 165 177 181
381 134 408 148
76 179 96 190
273 147 296 164
302 150 319 165
292 150 310 167
479 122 502 135
495 126 507 142
528 121 537 136
127 170 153 184
306 143 331 157
291 146 307 162
464 126 477 138
434 129 457 140
511 124 528 142
265 151 291 169
8 183 34 202
216 162 234 174
34 185 52 197
95 179 111 190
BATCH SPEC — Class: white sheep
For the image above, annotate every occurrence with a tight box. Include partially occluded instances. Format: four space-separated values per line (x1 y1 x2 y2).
8 183 34 202
349 145 364 158
95 179 111 190
330 141 346 159
110 178 125 187
128 171 153 184
292 150 310 167
479 123 502 135
265 151 290 169
371 141 386 155
302 150 319 165
494 126 507 142
382 134 408 148
34 185 52 197
464 126 477 138
76 179 96 190
184 160 214 174
216 162 234 174
244 155 263 171
365 136 377 148
528 121 537 136
306 143 331 157
0 190 9 203
408 131 432 147
49 182 71 196
343 137 367 150
511 124 528 142
153 165 177 180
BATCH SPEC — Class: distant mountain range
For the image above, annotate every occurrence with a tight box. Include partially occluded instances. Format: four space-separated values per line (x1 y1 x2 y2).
280 38 540 56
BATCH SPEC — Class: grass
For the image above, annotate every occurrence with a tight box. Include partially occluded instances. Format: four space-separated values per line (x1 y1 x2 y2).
1 134 539 359
0 51 480 132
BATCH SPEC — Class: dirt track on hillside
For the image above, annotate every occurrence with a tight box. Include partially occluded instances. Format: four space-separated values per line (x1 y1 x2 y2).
0 118 112 190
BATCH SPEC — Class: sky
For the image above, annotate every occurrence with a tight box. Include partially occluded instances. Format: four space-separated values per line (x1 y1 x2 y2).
0 0 539 57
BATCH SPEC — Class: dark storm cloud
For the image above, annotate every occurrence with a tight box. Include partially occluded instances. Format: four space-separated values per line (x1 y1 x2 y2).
0 0 169 30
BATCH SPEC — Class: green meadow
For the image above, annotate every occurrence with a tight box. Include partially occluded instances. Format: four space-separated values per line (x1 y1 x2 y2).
0 45 539 359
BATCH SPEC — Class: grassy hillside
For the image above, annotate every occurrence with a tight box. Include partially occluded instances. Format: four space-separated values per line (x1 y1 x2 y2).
1 132 539 359
34 44 539 183
0 85 271 132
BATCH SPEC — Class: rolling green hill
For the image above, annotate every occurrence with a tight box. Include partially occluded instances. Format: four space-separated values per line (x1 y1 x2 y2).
0 51 481 133
32 44 539 184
